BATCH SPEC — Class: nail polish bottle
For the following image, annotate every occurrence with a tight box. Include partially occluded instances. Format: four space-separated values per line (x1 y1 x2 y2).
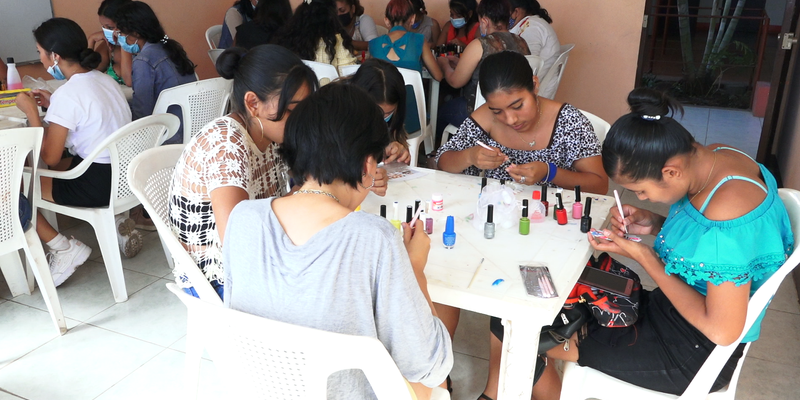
406 205 413 223
424 200 434 234
390 201 401 230
380 204 386 218
484 204 496 239
500 179 506 186
556 193 568 225
580 197 593 233
480 176 488 195
519 200 530 235
414 199 421 214
572 185 583 219
443 216 456 248
540 187 549 217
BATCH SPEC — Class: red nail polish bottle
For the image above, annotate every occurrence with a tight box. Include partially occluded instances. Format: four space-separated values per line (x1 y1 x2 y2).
556 193 568 225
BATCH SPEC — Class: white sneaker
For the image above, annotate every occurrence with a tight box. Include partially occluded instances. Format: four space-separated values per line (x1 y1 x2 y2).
48 238 92 287
116 216 143 258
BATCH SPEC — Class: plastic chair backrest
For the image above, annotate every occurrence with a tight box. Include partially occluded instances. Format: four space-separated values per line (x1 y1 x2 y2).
208 49 224 66
206 25 223 50
339 64 360 77
577 109 611 145
166 283 414 399
398 68 428 167
302 60 340 85
153 78 233 144
525 54 544 77
375 25 389 37
128 146 222 304
539 44 574 99
0 128 42 251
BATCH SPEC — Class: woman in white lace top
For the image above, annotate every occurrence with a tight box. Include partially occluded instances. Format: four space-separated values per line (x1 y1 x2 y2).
168 44 318 298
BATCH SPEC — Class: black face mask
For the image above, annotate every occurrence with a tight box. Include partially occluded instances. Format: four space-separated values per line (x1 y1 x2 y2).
339 12 353 27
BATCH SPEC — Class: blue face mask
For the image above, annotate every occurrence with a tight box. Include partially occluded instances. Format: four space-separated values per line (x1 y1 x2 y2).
411 19 421 29
47 58 66 80
451 18 466 29
118 34 140 54
384 111 394 123
102 27 117 45
508 18 516 30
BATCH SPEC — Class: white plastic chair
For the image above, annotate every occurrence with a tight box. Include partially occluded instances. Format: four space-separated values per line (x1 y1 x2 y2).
560 188 800 400
152 78 233 145
538 44 574 100
166 282 449 400
208 49 224 66
577 109 611 145
128 145 221 303
398 68 431 168
302 59 340 85
34 114 180 303
375 25 389 37
0 128 66 335
525 54 544 77
339 64 360 77
205 25 222 50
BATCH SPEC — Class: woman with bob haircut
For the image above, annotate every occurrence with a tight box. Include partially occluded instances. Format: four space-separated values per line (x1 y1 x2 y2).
222 83 453 400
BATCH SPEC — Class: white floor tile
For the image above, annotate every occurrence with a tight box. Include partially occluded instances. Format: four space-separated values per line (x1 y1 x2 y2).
736 357 800 400
0 301 77 370
706 108 762 158
121 231 173 279
748 309 800 367
87 279 186 347
768 277 800 315
93 348 225 400
0 260 159 322
0 391 25 400
450 352 490 400
452 310 491 360
168 336 212 360
678 106 710 144
0 324 164 400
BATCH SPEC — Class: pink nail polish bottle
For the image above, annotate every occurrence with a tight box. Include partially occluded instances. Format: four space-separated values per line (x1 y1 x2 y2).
572 185 583 219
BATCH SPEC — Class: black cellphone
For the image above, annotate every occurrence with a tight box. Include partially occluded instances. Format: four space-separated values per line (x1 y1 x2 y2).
578 266 634 297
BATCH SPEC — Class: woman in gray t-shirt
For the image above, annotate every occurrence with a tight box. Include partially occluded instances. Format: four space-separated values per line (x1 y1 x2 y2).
223 83 453 399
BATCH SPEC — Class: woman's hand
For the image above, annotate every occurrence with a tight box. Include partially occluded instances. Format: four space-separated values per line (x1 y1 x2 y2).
87 31 110 51
471 144 508 170
15 92 39 117
588 229 657 264
436 56 452 72
402 219 431 275
448 38 467 48
384 141 411 165
609 204 664 237
505 162 547 185
370 167 388 197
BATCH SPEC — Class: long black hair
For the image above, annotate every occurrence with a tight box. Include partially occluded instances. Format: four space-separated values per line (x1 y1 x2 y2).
274 0 354 62
477 0 512 26
602 88 694 182
348 59 407 146
216 44 319 122
282 83 389 189
34 18 102 70
509 0 552 24
114 1 195 76
479 51 535 97
253 0 291 28
98 0 130 18
233 0 257 21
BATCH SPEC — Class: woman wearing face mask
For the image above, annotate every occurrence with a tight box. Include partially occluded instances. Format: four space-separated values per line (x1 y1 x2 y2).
114 1 197 145
169 45 318 299
86 0 131 85
219 0 258 49
407 0 441 45
435 0 529 144
14 18 134 287
435 0 479 48
335 0 378 52
508 0 560 98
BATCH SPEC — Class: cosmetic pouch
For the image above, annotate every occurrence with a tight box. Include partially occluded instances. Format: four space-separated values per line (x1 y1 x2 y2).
472 182 519 230
566 253 642 328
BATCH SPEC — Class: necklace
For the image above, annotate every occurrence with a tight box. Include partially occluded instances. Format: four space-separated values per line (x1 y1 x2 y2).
294 189 340 203
689 151 717 204
514 95 543 147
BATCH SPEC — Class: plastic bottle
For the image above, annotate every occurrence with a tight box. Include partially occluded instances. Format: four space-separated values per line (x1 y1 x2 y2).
6 58 23 90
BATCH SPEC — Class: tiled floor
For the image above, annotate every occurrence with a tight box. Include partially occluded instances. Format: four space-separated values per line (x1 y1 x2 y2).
1 107 796 399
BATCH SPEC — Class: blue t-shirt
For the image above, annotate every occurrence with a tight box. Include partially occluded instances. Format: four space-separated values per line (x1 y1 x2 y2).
654 161 794 342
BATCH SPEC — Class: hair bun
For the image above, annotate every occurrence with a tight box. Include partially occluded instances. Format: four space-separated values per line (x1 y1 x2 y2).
216 47 248 79
627 87 682 120
78 48 102 70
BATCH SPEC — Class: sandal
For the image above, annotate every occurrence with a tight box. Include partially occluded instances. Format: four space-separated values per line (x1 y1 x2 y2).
477 394 494 400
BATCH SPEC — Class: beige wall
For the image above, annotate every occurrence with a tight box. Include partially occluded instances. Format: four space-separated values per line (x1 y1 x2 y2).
30 0 642 124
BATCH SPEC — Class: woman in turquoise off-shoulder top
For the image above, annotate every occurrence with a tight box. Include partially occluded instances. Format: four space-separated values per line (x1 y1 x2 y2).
530 88 794 400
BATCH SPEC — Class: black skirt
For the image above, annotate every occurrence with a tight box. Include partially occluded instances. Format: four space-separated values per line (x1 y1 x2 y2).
51 155 112 208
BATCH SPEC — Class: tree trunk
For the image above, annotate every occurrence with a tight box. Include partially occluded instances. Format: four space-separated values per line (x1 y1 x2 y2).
676 0 696 75
701 0 722 67
715 0 747 57
712 0 734 54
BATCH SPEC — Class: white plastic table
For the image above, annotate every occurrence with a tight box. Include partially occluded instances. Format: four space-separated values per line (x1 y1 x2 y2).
360 168 614 400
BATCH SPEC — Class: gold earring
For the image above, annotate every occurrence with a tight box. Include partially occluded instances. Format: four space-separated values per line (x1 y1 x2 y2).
255 117 265 139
